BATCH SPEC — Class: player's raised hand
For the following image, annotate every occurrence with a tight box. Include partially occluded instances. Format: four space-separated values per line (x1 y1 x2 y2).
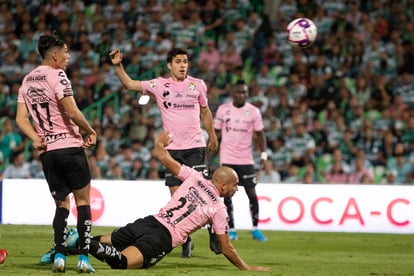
109 49 123 65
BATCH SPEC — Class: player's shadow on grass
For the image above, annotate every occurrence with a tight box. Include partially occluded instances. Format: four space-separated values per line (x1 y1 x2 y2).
20 262 53 270
159 254 234 272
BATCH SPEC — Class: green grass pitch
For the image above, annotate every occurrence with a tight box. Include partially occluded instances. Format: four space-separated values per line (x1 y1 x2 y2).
0 224 413 275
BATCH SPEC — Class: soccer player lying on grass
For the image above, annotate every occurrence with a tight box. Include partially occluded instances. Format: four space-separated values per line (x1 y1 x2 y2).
88 131 270 271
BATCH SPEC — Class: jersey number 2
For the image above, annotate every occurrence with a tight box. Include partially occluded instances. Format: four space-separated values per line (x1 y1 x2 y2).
166 197 196 225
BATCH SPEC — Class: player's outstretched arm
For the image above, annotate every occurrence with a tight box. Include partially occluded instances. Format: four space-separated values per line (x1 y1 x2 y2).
154 131 181 176
216 233 270 271
109 48 143 92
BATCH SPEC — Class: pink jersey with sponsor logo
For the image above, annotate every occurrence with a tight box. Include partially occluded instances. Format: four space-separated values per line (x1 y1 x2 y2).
154 165 228 247
214 102 264 165
141 76 208 150
17 65 83 153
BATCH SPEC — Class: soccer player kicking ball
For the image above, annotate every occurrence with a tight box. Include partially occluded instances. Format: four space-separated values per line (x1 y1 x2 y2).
88 131 270 271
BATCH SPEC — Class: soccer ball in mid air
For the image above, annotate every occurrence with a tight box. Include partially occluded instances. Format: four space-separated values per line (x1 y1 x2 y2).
286 18 317 48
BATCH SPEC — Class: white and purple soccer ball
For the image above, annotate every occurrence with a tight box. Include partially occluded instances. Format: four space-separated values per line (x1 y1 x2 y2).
286 18 318 48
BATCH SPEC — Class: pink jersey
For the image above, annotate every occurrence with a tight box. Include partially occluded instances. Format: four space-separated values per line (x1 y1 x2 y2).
141 76 208 150
214 102 264 165
17 65 83 153
154 165 228 247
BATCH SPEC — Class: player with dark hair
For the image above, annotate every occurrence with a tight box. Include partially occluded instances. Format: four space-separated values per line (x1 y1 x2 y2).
109 48 219 257
16 35 97 273
88 131 270 271
214 79 268 242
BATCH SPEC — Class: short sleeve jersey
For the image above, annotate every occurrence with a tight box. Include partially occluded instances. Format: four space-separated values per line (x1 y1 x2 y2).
17 65 83 153
141 76 208 150
214 102 264 165
154 165 228 247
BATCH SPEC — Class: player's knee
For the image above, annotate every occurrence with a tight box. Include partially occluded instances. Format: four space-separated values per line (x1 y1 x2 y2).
108 254 128 269
122 247 145 269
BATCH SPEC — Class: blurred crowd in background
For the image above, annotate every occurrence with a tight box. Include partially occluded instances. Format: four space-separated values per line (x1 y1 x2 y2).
1 0 414 185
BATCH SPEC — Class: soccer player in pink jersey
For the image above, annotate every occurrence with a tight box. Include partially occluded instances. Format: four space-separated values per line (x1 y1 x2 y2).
16 35 97 273
88 131 270 272
214 79 269 242
109 47 219 257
